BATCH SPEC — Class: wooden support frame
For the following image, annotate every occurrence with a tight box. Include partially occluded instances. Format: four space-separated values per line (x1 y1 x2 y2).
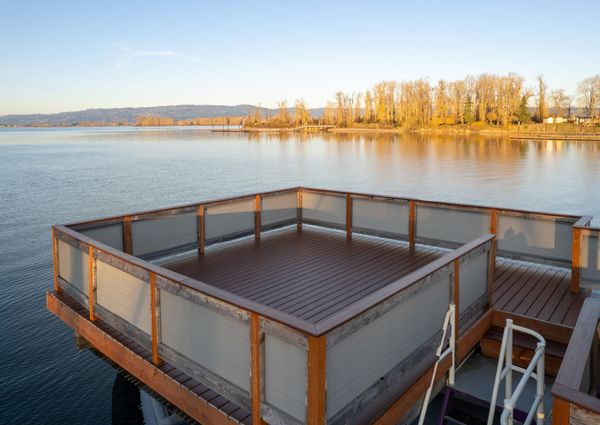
307 335 326 425
150 272 160 365
250 313 263 425
346 193 352 239
123 216 132 254
197 205 205 255
52 228 60 292
572 227 582 293
408 200 416 250
88 245 95 321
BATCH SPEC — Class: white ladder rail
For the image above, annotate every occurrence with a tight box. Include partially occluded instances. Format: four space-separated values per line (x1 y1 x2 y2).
487 319 546 425
417 304 456 425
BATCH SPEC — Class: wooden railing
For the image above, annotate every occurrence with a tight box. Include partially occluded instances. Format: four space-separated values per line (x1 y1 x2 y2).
552 298 600 424
52 187 590 425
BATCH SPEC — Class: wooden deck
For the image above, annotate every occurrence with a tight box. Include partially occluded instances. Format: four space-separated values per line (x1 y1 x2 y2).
163 225 587 330
163 225 447 325
491 258 587 328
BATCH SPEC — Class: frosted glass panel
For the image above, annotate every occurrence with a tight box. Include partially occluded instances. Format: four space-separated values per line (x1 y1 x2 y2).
459 250 488 313
417 205 489 246
581 233 600 288
497 215 572 262
81 223 123 251
262 192 297 227
206 199 254 241
352 198 409 237
302 192 345 226
132 212 197 257
58 240 89 296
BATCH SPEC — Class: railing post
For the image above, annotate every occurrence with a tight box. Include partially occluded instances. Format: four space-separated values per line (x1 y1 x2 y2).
52 228 60 292
489 209 498 270
346 193 352 239
453 258 460 339
307 335 326 425
88 245 96 321
123 216 132 254
251 313 263 425
571 227 581 293
150 272 161 365
297 189 303 231
255 194 262 241
197 205 205 255
409 200 416 251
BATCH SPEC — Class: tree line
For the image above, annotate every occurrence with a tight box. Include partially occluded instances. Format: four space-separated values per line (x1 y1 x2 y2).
245 74 600 129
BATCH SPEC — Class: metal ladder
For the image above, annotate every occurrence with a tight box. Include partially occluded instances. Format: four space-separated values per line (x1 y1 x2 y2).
487 319 546 425
418 304 456 425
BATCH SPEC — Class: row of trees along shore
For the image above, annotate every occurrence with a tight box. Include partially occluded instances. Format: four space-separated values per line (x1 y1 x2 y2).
245 74 600 129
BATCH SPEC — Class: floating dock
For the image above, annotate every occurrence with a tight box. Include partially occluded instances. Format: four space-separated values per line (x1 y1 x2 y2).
46 187 600 424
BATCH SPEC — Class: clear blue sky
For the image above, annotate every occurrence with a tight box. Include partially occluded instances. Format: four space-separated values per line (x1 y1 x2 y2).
1 0 599 115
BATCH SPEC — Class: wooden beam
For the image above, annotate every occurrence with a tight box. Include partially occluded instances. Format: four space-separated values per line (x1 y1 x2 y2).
297 189 303 230
150 272 160 365
551 397 570 425
307 335 326 425
123 216 132 254
52 228 60 292
572 227 582 293
255 195 262 241
197 205 205 255
47 292 238 425
346 193 352 239
453 259 460 339
492 310 573 345
251 313 262 425
409 200 416 251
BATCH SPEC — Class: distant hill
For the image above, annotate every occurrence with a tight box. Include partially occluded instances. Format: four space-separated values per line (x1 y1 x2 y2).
0 104 325 126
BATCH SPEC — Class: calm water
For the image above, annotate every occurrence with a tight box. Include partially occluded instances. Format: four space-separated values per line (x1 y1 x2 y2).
1 127 600 424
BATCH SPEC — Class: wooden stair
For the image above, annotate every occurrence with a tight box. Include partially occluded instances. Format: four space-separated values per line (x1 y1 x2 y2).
481 325 568 377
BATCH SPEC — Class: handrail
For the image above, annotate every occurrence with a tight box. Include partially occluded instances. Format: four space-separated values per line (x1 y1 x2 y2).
552 298 600 415
488 319 546 425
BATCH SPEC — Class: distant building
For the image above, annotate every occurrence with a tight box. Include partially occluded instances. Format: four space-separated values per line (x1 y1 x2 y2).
543 117 554 124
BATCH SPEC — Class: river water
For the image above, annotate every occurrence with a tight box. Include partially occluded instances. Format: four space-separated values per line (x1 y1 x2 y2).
1 127 599 424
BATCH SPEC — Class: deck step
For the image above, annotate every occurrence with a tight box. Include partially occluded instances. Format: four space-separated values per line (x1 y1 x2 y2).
480 326 567 376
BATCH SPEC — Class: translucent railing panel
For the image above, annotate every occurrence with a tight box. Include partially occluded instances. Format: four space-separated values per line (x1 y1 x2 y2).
352 198 409 238
262 191 297 228
581 232 600 288
416 205 489 247
80 223 123 251
326 270 451 420
160 289 251 393
131 212 197 258
263 332 307 424
96 260 151 334
57 239 90 297
497 214 572 263
302 192 346 228
205 198 254 242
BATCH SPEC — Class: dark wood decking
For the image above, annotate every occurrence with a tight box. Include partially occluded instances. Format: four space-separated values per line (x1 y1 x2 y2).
491 258 587 328
163 225 587 329
163 226 446 325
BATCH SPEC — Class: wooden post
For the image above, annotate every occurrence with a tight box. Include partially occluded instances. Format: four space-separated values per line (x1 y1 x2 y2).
197 205 205 255
297 189 303 231
123 216 132 254
255 194 262 241
52 228 60 292
409 200 416 251
453 258 460 339
572 227 581 293
346 194 352 239
307 335 326 425
88 245 95 321
150 272 160 365
489 209 497 268
551 397 570 425
250 313 262 425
